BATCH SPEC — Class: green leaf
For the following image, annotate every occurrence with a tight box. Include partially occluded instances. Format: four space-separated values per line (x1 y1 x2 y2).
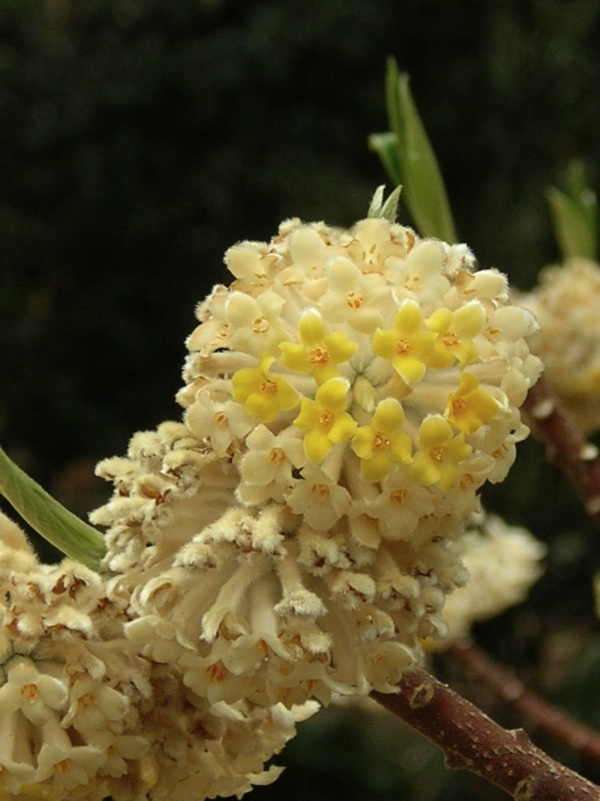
378 58 457 243
368 132 402 186
546 160 598 260
0 444 106 571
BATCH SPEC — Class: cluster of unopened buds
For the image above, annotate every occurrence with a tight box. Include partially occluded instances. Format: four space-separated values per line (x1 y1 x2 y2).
0 200 547 800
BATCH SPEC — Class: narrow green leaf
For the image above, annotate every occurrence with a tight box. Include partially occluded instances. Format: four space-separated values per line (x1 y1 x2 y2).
368 132 402 186
546 187 597 261
566 160 588 198
0 444 106 571
546 160 598 260
383 58 457 243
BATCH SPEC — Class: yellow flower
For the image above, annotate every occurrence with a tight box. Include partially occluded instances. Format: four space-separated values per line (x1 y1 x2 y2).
351 398 412 481
425 301 485 367
232 354 299 423
280 310 357 384
411 416 472 490
372 300 437 385
445 373 500 434
293 377 357 462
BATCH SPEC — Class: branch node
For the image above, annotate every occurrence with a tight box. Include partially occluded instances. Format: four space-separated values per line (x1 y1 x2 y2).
409 681 435 709
512 728 533 747
514 776 535 801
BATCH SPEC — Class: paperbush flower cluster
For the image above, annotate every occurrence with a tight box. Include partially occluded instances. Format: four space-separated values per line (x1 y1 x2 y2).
433 512 546 646
522 258 600 434
0 512 147 799
0 512 311 800
91 214 542 714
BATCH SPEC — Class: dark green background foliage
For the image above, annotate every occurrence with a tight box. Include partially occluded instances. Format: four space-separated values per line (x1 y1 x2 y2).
2 2 600 799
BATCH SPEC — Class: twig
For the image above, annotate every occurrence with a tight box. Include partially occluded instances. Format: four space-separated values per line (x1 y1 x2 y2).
449 638 600 763
523 377 600 528
371 670 600 800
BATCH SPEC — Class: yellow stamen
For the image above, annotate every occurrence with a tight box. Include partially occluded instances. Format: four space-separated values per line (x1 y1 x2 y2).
373 433 390 451
311 483 330 501
260 379 278 396
269 447 286 464
347 291 363 309
253 316 270 334
20 683 38 702
207 661 228 683
391 489 408 505
310 347 330 365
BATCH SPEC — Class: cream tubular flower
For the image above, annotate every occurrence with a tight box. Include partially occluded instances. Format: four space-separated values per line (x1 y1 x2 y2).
0 512 306 801
93 210 541 709
0 518 151 800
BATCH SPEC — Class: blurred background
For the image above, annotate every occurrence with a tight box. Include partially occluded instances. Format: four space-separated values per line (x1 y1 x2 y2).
2 1 600 799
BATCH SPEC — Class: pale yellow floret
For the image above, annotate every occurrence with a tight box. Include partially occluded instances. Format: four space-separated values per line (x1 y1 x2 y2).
412 416 472 490
425 302 486 367
287 465 352 530
371 300 437 385
318 256 386 333
232 354 300 423
351 398 412 481
226 290 289 356
279 310 358 384
293 377 357 463
445 373 500 435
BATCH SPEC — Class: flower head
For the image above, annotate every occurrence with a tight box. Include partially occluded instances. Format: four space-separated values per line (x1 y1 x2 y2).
93 210 541 710
521 258 600 434
0 511 312 801
434 512 546 646
0 514 151 800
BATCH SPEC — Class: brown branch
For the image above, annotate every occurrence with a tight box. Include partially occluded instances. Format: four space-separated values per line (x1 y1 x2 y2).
371 670 600 801
449 639 600 764
524 377 600 528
